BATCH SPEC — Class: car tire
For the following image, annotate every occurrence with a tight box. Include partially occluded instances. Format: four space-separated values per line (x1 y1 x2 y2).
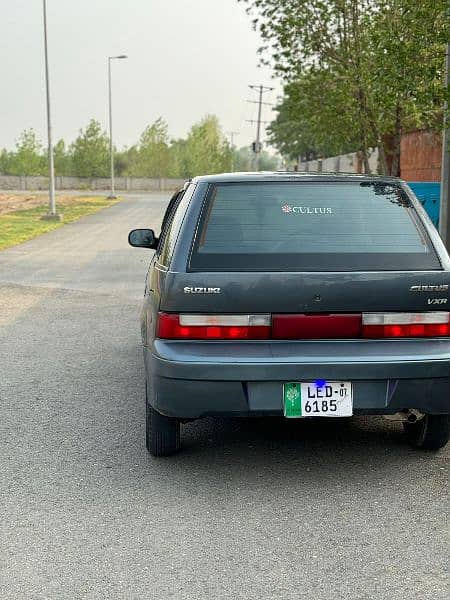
146 401 180 457
403 414 449 451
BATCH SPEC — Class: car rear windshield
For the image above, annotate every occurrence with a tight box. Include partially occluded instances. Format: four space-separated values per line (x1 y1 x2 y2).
189 181 441 272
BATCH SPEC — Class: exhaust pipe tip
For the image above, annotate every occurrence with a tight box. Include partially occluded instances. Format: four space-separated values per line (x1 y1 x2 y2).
383 410 424 423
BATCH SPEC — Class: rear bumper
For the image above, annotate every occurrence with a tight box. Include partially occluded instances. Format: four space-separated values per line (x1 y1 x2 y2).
145 339 450 418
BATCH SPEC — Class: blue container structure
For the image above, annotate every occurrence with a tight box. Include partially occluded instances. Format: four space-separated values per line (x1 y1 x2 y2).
408 182 441 228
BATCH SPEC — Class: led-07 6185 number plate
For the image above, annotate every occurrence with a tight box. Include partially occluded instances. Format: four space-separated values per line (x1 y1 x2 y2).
283 381 353 418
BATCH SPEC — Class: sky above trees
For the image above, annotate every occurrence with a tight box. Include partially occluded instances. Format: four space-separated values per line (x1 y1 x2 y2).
1 0 279 152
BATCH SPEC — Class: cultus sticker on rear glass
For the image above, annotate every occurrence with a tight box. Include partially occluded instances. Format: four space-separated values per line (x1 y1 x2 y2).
282 205 333 215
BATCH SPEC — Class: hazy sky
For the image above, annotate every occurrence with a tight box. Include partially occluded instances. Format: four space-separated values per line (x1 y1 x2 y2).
1 0 280 151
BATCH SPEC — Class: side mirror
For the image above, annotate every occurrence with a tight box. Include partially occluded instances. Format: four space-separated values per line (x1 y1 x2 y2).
128 228 158 249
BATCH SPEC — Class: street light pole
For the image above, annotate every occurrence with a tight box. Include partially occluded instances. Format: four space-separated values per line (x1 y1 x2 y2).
108 55 127 199
227 131 239 172
41 0 61 221
440 43 450 250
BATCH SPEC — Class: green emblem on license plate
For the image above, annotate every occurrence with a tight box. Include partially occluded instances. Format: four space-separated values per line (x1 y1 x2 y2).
283 382 302 418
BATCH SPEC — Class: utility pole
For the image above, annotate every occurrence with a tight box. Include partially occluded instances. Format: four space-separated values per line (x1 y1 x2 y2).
41 0 61 221
440 43 450 250
247 84 273 171
108 55 128 199
227 131 239 172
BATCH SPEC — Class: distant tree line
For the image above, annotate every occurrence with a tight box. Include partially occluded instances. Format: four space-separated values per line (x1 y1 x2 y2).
241 0 448 175
0 115 279 178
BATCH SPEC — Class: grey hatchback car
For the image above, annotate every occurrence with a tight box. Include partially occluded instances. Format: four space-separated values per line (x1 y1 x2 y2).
129 173 450 456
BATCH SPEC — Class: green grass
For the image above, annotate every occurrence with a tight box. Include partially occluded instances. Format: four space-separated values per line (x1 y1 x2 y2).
0 196 119 251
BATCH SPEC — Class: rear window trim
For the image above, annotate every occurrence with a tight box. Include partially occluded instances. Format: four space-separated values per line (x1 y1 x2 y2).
187 181 442 273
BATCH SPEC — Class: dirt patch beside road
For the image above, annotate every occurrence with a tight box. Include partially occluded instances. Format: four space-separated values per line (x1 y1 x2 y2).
0 193 104 215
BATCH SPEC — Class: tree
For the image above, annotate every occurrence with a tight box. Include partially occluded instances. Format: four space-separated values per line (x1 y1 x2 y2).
0 114 279 179
6 129 46 176
131 118 173 177
169 138 189 178
368 0 447 174
70 119 109 177
241 0 448 174
259 150 280 170
0 149 12 174
53 139 72 176
268 71 361 162
241 0 378 170
233 145 279 171
183 115 232 177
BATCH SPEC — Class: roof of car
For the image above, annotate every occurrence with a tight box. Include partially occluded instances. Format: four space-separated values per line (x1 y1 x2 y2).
190 171 403 184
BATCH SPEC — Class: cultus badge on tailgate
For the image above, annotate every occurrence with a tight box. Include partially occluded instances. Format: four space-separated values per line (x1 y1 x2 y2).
410 285 448 292
183 287 221 294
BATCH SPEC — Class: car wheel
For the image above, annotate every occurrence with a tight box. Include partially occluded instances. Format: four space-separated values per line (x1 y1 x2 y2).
403 414 449 451
146 401 180 457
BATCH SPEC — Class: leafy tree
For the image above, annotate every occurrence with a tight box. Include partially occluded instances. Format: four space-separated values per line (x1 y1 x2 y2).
0 149 12 174
367 0 447 174
69 119 109 177
53 139 72 176
131 118 173 177
111 145 144 177
241 0 448 174
0 115 279 179
259 150 280 171
233 145 279 171
268 71 361 162
113 153 127 177
183 115 232 177
231 146 251 171
168 138 189 178
240 0 378 170
6 129 46 176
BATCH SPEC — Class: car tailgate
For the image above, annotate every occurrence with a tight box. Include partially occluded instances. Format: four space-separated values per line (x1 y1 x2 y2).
160 271 449 314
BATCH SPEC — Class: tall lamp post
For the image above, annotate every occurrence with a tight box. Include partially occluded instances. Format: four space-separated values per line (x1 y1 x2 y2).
227 131 239 172
41 0 61 221
108 55 127 199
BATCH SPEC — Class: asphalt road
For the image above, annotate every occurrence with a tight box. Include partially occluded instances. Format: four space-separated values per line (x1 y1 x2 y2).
0 193 448 600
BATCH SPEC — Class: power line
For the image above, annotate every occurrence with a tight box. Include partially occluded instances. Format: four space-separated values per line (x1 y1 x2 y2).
246 120 271 125
247 100 273 107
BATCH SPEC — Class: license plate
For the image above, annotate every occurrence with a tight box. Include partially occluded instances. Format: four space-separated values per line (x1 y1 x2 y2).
283 381 353 418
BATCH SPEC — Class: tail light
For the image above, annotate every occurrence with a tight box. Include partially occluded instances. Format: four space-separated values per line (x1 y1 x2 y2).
157 313 271 339
362 312 450 338
157 312 450 340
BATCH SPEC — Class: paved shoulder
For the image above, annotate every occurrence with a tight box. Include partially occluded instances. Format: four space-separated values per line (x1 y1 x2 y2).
0 192 168 298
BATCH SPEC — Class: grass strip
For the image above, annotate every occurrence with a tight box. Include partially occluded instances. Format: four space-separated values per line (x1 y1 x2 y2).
0 196 119 250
